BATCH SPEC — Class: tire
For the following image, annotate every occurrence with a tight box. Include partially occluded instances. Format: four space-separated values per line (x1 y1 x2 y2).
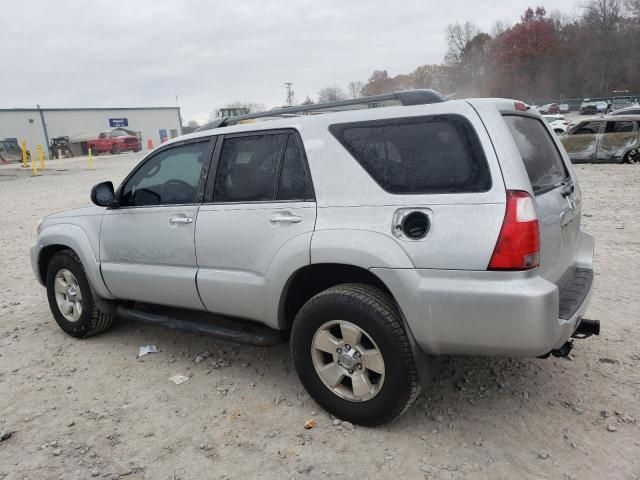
624 148 639 164
290 283 419 426
111 144 119 155
45 250 114 338
90 145 98 156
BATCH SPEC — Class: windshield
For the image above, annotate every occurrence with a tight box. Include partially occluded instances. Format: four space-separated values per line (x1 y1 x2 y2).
613 97 631 104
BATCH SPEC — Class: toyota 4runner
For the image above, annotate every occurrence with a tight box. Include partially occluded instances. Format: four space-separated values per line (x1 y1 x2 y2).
31 91 597 426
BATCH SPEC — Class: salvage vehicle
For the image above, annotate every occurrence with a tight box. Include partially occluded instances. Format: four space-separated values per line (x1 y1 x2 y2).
87 129 141 155
538 103 559 114
31 90 598 425
0 139 28 163
560 116 640 163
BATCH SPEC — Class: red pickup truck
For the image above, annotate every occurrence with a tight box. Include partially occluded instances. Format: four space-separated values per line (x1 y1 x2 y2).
87 130 141 155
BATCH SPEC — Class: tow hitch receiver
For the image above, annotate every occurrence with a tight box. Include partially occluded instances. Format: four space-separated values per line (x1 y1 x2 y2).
572 318 600 339
540 318 601 359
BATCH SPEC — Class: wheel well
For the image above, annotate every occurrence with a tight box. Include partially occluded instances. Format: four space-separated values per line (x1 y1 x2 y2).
280 263 392 330
38 245 72 283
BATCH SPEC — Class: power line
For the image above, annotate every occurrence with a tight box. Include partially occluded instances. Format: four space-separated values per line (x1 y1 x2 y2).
284 82 294 106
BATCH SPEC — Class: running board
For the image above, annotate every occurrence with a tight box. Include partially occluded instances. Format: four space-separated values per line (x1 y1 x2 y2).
116 304 286 346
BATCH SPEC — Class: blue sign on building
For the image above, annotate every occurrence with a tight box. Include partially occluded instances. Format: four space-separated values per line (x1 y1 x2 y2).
109 118 129 127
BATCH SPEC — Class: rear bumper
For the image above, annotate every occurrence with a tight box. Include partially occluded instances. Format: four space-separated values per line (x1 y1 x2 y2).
373 230 595 357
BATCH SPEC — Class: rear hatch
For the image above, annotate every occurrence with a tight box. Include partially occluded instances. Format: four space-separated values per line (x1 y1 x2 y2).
502 114 581 285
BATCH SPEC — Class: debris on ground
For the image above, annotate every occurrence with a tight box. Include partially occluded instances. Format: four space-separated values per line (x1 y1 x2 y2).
304 419 316 430
138 345 158 357
168 374 190 385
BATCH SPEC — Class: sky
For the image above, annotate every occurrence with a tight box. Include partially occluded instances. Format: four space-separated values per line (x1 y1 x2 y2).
2 0 579 124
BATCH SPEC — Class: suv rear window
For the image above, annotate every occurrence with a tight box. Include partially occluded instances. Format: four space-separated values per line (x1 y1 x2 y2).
329 115 491 194
503 115 569 194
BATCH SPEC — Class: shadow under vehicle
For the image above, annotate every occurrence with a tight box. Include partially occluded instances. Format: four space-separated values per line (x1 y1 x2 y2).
560 116 640 163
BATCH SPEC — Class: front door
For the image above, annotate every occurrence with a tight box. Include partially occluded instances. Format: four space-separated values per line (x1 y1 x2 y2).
195 131 316 327
100 138 213 309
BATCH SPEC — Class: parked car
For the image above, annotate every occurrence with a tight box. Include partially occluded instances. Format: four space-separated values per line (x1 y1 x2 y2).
543 114 570 134
579 102 598 115
87 129 141 155
610 95 634 112
606 105 640 116
538 103 559 114
31 94 597 426
560 116 640 163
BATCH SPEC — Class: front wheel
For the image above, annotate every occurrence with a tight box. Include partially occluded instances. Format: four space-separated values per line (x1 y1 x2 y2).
46 250 114 338
111 144 120 155
290 284 419 426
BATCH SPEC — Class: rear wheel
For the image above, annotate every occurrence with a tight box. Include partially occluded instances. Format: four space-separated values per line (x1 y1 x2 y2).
46 250 114 338
290 283 419 426
624 148 639 164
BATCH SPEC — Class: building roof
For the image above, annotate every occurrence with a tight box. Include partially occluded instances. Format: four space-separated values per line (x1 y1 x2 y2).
0 106 180 112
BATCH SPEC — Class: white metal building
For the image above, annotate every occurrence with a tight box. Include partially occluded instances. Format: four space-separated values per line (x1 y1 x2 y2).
0 106 182 158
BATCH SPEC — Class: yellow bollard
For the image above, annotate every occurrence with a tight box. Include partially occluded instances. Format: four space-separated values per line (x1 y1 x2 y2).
88 147 94 169
37 144 45 170
21 140 28 167
30 151 39 176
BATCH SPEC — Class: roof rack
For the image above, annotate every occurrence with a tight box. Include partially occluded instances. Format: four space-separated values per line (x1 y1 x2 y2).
196 89 447 132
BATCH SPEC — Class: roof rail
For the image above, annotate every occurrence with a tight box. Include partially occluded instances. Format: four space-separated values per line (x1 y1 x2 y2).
196 89 447 132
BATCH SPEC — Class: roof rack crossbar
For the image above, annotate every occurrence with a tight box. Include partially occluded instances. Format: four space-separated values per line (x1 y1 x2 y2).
196 89 447 132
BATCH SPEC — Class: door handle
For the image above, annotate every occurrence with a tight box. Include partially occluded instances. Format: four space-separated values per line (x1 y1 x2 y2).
169 217 193 225
269 214 302 224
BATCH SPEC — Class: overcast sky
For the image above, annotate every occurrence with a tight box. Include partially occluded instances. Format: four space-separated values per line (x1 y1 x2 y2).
2 0 579 123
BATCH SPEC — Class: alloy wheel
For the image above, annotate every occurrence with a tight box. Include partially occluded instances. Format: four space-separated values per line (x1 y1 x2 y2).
53 269 83 322
310 320 385 402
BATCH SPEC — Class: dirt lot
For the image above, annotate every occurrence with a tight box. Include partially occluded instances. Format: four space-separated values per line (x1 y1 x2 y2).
0 154 638 480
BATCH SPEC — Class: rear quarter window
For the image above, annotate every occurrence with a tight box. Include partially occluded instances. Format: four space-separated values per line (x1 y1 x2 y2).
329 115 491 194
503 115 569 194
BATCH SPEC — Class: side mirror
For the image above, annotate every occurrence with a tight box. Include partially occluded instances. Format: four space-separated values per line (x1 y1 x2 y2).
91 181 116 207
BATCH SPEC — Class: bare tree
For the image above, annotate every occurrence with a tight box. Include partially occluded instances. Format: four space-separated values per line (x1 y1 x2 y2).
186 119 200 129
626 0 640 15
444 22 479 65
582 0 623 93
347 80 364 98
318 86 347 103
301 95 314 105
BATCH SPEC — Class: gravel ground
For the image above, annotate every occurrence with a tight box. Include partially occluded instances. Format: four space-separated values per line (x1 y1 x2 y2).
0 154 638 480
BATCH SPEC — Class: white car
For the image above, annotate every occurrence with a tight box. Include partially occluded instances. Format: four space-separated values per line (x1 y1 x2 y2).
544 114 570 134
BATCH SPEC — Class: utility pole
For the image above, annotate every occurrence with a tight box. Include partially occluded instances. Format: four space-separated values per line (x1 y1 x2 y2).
284 82 294 106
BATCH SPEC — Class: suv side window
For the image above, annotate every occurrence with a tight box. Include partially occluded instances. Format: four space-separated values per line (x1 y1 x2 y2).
120 140 209 207
214 134 286 202
605 121 636 133
329 115 491 194
276 134 314 200
572 121 604 135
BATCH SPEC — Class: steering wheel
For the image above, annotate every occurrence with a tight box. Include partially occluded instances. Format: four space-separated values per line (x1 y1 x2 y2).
162 179 195 204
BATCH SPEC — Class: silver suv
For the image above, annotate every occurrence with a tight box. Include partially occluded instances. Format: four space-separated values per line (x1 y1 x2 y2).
31 92 597 425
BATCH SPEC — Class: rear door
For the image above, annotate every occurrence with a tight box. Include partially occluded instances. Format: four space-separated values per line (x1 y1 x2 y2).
195 130 316 325
504 115 580 284
597 120 638 162
560 121 603 163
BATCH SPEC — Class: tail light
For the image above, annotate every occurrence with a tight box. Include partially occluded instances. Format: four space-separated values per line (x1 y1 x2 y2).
488 190 540 270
